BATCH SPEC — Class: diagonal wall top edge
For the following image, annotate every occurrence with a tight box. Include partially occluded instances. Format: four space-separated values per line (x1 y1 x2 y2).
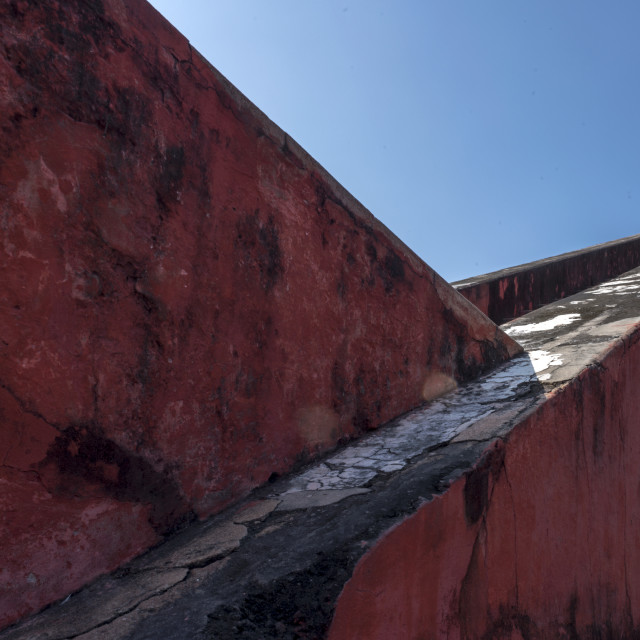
148 2 512 332
0 0 520 628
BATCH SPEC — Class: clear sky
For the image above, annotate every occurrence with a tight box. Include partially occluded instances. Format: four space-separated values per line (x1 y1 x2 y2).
147 1 639 282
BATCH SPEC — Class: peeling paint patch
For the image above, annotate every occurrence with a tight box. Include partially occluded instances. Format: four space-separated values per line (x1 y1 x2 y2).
505 314 581 335
529 350 563 379
591 272 640 295
592 284 640 294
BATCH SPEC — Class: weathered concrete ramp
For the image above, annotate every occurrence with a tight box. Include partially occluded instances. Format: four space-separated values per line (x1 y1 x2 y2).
3 264 640 639
0 0 519 628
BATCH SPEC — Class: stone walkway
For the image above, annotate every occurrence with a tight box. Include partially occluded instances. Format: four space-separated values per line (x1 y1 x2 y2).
3 267 640 639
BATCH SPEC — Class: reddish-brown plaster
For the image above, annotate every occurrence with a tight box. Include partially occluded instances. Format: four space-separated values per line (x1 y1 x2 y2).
455 234 640 324
329 329 640 639
0 0 519 626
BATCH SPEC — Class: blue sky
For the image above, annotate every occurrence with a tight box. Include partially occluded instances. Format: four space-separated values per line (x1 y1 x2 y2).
147 1 639 282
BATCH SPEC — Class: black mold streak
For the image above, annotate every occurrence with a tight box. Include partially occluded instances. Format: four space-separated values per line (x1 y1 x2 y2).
235 211 283 292
464 464 489 525
39 424 187 532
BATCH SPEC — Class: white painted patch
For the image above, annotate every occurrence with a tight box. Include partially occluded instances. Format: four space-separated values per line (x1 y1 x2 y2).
570 298 595 305
591 284 640 294
528 349 563 374
612 274 640 282
505 314 581 335
590 273 640 294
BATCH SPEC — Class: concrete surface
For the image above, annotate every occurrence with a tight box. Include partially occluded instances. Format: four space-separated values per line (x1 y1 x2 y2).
4 267 640 639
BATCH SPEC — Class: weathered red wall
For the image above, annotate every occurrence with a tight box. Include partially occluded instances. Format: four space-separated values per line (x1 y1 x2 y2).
455 234 640 324
0 0 520 627
329 327 640 638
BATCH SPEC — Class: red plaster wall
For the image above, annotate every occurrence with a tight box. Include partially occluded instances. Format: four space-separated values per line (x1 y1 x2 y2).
0 0 520 627
329 327 640 639
455 235 640 324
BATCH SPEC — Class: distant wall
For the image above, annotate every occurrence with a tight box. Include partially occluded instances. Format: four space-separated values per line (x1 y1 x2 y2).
329 325 640 638
454 234 640 324
0 0 519 627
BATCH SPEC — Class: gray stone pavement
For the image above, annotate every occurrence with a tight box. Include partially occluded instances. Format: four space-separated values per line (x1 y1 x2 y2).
3 267 640 639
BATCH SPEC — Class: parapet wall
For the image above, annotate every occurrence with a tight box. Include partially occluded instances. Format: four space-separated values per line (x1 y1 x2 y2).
0 0 519 627
4 0 638 634
330 327 640 638
5 265 640 639
454 234 640 323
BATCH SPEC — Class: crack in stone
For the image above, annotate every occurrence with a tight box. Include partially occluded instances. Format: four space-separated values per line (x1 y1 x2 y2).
63 569 191 640
1 418 23 466
0 381 63 433
90 363 100 424
577 383 598 622
501 457 520 609
457 514 488 637
0 464 50 494
617 390 633 627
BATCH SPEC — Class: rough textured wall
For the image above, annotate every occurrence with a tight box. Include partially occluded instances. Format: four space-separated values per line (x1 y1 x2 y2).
0 0 520 627
329 329 640 639
454 234 640 324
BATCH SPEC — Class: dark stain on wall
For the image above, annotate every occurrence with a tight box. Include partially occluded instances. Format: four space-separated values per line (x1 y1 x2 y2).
378 250 406 294
39 424 189 532
464 464 489 526
156 145 186 211
463 444 504 526
235 211 283 292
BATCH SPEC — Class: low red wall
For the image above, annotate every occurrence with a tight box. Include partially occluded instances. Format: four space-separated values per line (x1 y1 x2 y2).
0 0 520 627
455 235 640 324
329 327 640 638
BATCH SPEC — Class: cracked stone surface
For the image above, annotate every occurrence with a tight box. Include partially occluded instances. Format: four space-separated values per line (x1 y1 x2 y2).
134 521 247 570
275 488 371 511
231 499 281 524
2 568 189 640
4 268 640 639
